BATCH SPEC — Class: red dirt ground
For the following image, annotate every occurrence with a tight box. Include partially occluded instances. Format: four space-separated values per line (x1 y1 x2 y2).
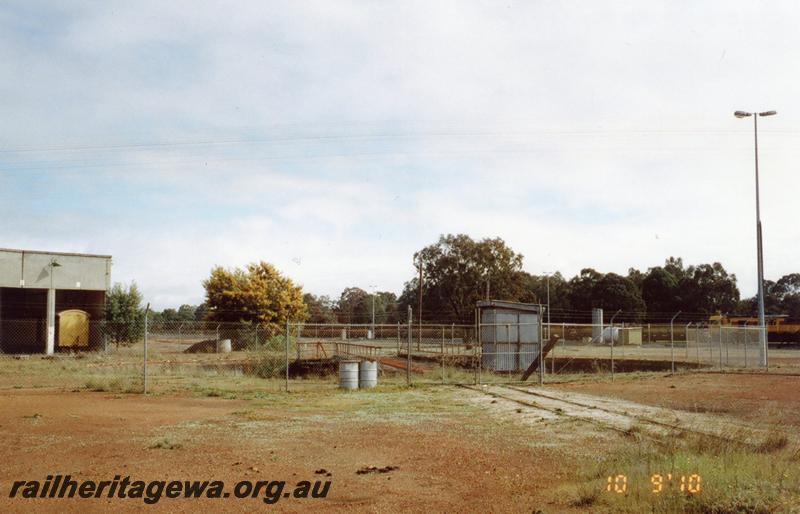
0 388 591 513
555 372 800 428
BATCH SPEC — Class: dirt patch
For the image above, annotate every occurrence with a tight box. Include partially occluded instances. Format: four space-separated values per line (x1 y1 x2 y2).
0 388 601 513
555 372 800 428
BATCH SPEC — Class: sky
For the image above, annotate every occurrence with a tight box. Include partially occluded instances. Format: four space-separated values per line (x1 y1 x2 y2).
1 1 799 310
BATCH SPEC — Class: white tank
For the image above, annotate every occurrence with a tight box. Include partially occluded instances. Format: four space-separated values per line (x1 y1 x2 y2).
359 360 378 388
216 339 232 353
339 360 359 390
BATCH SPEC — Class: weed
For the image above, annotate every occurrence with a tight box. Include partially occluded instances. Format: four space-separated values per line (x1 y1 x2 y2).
150 438 182 450
756 433 789 454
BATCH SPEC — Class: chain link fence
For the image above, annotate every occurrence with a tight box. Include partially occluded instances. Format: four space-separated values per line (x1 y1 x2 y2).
0 315 792 394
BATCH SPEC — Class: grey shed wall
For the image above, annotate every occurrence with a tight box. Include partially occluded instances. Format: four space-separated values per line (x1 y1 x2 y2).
478 301 541 371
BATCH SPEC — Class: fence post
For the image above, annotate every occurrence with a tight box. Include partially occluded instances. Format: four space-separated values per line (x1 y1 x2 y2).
476 307 482 386
684 322 692 366
744 324 749 368
609 310 621 382
285 320 290 392
685 322 691 360
406 306 412 386
506 323 511 376
609 320 614 382
670 312 681 375
708 327 713 364
441 326 445 384
397 322 401 356
718 324 723 368
538 305 544 386
143 304 150 395
696 325 700 366
551 323 556 375
727 327 731 366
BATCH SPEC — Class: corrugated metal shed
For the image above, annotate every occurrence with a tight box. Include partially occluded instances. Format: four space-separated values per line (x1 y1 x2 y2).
477 300 541 371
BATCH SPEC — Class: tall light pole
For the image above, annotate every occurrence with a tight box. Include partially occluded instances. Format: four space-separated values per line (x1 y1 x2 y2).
734 109 776 367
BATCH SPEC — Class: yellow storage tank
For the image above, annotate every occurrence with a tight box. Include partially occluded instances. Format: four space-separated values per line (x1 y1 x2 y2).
58 309 90 348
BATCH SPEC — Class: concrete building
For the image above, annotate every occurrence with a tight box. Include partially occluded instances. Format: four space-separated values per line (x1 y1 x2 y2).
0 249 111 354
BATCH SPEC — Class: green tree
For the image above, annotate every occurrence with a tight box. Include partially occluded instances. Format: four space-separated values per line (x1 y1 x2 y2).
375 291 400 323
678 262 740 314
399 234 525 323
739 274 800 319
567 268 604 312
303 293 337 323
565 269 644 320
593 273 647 321
663 256 688 281
103 282 145 348
194 303 208 321
777 274 800 320
626 267 646 290
641 266 681 315
516 271 571 321
335 287 371 322
176 304 196 321
203 261 307 335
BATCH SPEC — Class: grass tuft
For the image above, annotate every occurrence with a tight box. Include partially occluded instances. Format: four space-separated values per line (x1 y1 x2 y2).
756 433 789 454
150 438 182 450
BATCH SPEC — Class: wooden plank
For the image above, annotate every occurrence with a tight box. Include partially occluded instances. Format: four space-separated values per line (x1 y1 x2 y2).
521 334 560 382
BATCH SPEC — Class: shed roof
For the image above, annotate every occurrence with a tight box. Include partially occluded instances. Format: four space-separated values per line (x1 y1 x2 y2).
476 300 541 313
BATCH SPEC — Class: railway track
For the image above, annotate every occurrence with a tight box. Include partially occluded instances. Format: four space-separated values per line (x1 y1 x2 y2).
463 384 785 448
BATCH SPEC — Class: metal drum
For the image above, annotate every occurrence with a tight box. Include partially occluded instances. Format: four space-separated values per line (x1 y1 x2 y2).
359 360 378 388
339 360 360 390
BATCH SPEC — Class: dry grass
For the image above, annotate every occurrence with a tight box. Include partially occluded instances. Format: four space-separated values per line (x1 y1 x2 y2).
563 427 800 513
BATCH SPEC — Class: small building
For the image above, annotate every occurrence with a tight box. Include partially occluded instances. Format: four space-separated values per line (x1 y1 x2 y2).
0 248 112 354
477 300 542 371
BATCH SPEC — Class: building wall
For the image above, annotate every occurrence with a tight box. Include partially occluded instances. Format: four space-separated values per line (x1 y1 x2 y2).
479 304 542 371
0 249 111 291
0 249 111 353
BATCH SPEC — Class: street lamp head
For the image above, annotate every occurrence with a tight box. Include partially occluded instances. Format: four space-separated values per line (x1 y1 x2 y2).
758 110 777 117
734 111 752 118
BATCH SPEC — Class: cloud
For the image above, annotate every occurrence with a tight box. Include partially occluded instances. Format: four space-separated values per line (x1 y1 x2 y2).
1 1 799 309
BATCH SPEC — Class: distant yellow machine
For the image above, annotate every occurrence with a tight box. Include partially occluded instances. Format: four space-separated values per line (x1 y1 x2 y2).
58 309 90 349
709 313 800 343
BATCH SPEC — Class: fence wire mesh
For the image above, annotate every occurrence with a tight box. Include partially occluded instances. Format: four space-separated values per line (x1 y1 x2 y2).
0 316 787 394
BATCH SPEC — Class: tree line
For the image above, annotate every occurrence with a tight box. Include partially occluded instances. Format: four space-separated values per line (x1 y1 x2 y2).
105 233 800 344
